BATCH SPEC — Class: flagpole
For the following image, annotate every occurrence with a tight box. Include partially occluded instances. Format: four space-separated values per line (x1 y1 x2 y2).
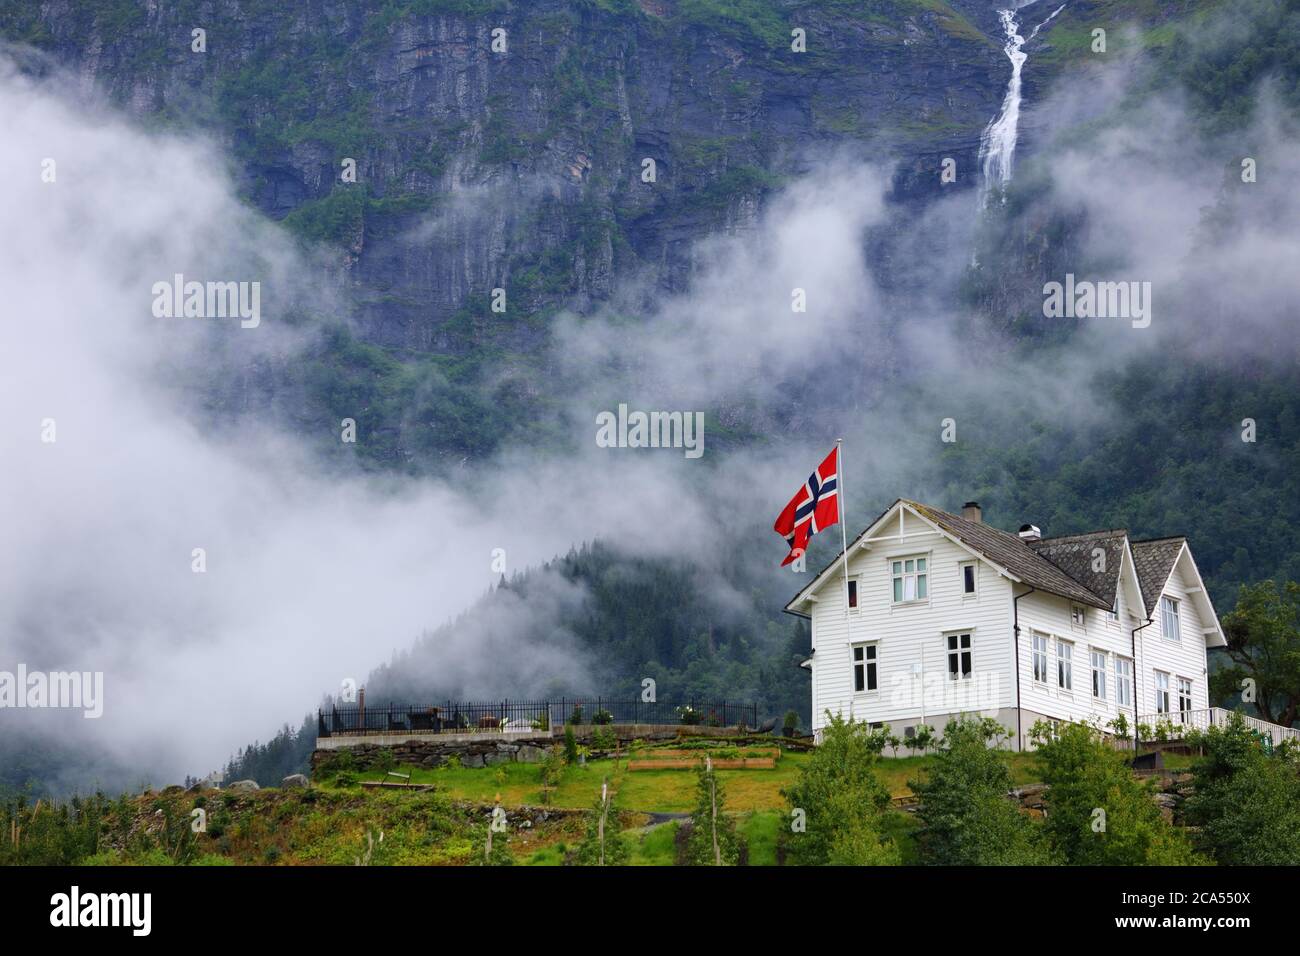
837 438 852 645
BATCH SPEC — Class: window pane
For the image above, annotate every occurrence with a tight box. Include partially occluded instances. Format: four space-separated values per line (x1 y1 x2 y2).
904 577 916 601
917 575 927 599
917 558 926 572
963 565 975 592
854 646 863 661
892 561 901 574
893 578 902 602
865 645 876 660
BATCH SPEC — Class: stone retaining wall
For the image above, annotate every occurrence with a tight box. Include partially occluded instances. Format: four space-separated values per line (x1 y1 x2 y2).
311 723 745 771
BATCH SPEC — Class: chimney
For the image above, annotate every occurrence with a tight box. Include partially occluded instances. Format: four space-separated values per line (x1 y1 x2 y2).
961 501 982 523
1018 524 1042 542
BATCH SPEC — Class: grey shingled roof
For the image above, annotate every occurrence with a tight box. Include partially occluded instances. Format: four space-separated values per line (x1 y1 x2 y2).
1131 537 1186 616
905 500 1112 610
1029 530 1128 610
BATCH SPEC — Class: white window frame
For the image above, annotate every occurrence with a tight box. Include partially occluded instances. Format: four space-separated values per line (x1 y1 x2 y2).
1177 676 1193 720
890 554 929 605
1161 596 1181 642
1032 633 1049 684
1090 649 1107 701
1155 670 1170 714
1070 605 1087 628
1056 639 1074 693
1115 657 1133 708
851 642 878 694
1107 602 1119 623
946 631 973 681
959 561 977 598
847 576 860 612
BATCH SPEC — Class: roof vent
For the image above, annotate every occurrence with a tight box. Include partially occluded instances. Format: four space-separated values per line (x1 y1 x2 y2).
961 502 982 523
1018 524 1042 542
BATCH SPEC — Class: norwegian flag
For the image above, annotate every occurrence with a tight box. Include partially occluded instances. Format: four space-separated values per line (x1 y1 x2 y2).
773 446 840 566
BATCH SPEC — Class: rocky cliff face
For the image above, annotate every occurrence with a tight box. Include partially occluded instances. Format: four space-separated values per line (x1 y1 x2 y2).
3 0 1005 353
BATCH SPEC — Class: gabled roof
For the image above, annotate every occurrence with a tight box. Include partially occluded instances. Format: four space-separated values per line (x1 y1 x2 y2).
906 501 1112 610
785 498 1112 615
1131 537 1187 617
784 499 1223 642
1029 530 1128 609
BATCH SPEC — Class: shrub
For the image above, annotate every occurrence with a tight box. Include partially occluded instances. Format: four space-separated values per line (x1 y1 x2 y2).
1183 712 1300 864
592 725 617 752
1030 720 1202 865
686 765 740 866
911 718 1054 865
572 785 628 866
781 713 898 866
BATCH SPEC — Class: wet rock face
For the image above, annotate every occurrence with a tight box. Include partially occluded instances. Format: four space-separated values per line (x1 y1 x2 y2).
10 1 1005 352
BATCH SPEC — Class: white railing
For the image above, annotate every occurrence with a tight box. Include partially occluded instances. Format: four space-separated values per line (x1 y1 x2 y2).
1137 707 1300 747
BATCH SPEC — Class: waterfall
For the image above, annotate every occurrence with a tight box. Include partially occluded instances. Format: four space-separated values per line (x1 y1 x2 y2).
977 2 1068 207
978 6 1031 207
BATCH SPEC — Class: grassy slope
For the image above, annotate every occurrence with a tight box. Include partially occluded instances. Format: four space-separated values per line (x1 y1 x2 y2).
331 748 1192 864
53 743 1192 866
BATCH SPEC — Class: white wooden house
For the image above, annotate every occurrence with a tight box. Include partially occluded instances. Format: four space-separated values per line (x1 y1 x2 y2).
784 499 1228 751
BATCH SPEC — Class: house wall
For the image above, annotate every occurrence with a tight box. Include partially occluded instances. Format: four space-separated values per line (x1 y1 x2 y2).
1133 557 1212 724
808 523 1016 742
1014 550 1211 747
804 514 1215 752
1016 585 1136 746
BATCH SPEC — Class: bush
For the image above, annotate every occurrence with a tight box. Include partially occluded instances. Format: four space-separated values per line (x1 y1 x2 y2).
911 718 1054 865
563 726 579 764
781 713 898 866
572 786 628 866
686 765 740 866
591 725 617 752
1183 712 1300 864
1030 720 1202 865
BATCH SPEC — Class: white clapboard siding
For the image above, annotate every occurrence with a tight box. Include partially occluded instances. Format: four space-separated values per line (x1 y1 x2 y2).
802 504 1219 750
809 526 1015 733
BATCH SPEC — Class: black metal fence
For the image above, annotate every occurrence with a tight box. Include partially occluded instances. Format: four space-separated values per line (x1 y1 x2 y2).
317 698 759 738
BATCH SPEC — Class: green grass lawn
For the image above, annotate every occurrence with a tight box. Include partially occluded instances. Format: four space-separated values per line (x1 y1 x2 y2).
351 750 816 812
347 746 1140 812
329 744 1191 865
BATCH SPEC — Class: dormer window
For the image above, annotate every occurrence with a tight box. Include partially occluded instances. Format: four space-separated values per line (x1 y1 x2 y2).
1161 596 1181 641
891 556 927 603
